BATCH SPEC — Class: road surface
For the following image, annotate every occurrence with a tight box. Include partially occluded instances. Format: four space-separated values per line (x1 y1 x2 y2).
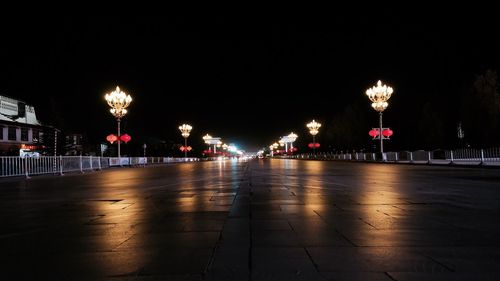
1 159 499 280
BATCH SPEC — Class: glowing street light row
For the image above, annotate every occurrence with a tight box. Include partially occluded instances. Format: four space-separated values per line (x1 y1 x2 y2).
104 80 394 158
269 132 299 156
202 134 239 155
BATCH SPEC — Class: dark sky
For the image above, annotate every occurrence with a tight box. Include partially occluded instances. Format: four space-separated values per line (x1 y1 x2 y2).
1 12 499 151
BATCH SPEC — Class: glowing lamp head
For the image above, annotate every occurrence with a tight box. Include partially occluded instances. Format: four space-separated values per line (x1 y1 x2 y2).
179 124 192 138
307 120 321 136
105 86 132 119
366 80 393 112
202 134 212 143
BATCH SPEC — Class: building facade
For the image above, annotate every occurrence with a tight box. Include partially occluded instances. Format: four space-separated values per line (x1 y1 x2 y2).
0 95 59 156
64 133 83 156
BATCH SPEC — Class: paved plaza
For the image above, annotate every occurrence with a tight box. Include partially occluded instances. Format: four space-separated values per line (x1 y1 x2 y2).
1 159 499 280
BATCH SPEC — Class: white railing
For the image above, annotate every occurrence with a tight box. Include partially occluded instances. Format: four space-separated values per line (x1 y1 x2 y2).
0 156 200 178
288 147 500 166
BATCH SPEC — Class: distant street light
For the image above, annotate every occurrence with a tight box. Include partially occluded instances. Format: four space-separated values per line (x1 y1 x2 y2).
366 80 394 158
306 120 321 154
287 132 298 151
203 134 212 152
105 86 132 161
179 124 192 159
273 142 279 150
203 134 221 153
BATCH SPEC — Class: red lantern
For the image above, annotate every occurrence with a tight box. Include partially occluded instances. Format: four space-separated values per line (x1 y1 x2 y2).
180 146 186 152
120 134 131 143
382 129 393 137
106 134 118 144
369 129 379 138
187 146 192 151
315 143 320 148
308 143 314 148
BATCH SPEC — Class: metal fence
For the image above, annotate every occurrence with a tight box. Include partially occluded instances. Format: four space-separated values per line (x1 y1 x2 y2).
289 147 500 166
0 156 200 178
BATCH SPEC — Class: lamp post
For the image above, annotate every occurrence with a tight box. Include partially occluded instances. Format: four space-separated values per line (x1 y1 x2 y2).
306 120 321 155
366 80 394 159
179 124 192 159
288 132 298 151
272 142 279 154
203 134 211 151
105 86 132 162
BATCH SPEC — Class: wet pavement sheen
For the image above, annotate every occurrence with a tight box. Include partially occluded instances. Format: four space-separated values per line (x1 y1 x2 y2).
1 159 499 280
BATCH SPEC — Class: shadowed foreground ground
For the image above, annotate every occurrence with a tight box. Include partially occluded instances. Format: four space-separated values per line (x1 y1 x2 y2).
1 159 499 280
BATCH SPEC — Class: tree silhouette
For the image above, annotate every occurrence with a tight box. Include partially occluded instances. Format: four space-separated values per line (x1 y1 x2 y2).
462 69 500 146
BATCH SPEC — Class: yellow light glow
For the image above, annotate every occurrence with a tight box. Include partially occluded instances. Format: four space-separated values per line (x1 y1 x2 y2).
179 124 193 138
306 120 321 136
366 80 394 112
203 134 212 143
104 86 132 119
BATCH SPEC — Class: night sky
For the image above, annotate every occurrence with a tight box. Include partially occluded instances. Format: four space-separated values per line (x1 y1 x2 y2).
1 13 499 152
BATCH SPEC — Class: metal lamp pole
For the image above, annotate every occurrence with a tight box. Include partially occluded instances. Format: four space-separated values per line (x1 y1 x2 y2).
307 120 321 155
105 86 132 162
287 133 298 155
366 80 393 160
179 124 192 159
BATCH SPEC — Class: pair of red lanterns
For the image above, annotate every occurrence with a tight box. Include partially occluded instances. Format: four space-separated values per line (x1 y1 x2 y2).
179 146 192 152
106 134 132 144
308 143 321 148
368 128 393 138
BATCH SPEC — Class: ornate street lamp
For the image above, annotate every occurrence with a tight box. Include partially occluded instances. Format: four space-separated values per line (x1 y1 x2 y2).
105 86 132 161
366 80 394 157
288 132 298 150
203 134 212 152
179 124 192 159
203 134 221 153
273 142 279 150
306 120 321 154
